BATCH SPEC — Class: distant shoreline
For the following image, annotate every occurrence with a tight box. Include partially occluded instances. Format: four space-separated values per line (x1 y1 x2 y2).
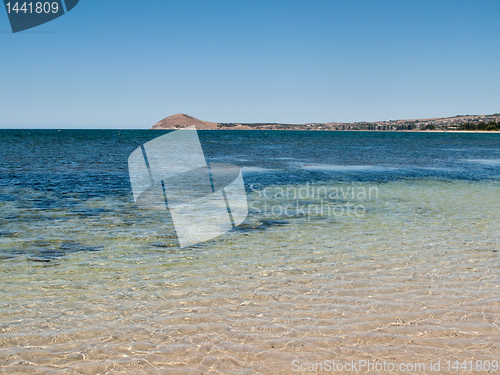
151 113 500 132
151 128 500 133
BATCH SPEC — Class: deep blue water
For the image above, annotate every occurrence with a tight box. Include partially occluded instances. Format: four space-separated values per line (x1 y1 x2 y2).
1 130 500 202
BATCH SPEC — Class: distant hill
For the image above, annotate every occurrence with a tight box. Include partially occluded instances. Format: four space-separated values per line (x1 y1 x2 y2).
151 113 219 130
151 113 500 131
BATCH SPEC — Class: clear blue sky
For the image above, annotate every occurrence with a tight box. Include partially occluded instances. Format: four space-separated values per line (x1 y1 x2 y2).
1 0 499 128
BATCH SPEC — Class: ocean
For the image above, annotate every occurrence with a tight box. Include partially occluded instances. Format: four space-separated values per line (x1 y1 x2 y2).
1 130 499 374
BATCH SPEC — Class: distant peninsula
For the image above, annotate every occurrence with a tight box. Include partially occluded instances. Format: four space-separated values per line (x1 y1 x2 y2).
151 113 500 131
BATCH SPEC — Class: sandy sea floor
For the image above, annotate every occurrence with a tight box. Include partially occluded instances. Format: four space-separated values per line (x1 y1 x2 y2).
1 179 499 374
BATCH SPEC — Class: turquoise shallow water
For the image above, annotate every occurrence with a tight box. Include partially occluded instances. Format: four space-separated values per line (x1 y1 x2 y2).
0 130 499 373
